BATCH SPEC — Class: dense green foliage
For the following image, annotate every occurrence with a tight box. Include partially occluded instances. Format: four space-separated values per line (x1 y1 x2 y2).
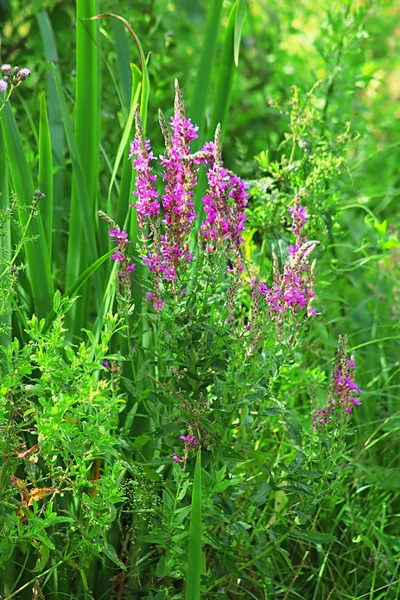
0 1 399 599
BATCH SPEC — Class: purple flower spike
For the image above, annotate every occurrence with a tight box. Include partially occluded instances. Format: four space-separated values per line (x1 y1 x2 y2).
314 335 362 429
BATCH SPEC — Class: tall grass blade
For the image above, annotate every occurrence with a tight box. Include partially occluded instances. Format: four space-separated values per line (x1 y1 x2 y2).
1 103 53 317
52 66 101 304
36 8 65 265
90 13 150 130
111 17 132 113
208 0 247 143
186 450 202 600
65 0 100 333
234 0 247 66
107 64 141 221
0 125 11 356
39 91 53 260
190 0 224 150
42 249 114 334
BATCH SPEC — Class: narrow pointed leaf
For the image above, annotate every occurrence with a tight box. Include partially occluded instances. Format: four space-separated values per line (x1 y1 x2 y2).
186 450 202 600
1 103 53 317
39 91 53 258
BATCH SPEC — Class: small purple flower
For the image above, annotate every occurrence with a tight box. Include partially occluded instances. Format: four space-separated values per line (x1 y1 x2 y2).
0 79 8 93
173 453 182 463
180 434 199 447
154 297 166 311
289 203 310 235
0 64 11 72
104 360 110 370
19 68 31 79
109 228 129 243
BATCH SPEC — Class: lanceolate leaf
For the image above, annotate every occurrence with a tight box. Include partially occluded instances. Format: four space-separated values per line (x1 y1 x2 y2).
186 450 203 600
1 103 53 317
190 0 224 151
39 91 53 259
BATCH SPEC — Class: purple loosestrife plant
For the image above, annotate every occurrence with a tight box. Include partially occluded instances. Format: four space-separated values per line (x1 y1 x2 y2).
200 125 248 273
314 334 362 428
129 82 248 310
254 198 318 318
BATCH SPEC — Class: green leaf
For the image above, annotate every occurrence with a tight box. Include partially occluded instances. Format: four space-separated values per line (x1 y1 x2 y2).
208 0 248 143
234 0 248 66
38 91 53 259
95 538 126 570
186 450 202 600
190 0 224 150
1 103 54 317
292 529 337 545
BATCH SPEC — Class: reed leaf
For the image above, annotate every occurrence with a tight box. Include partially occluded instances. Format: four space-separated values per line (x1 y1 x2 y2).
1 103 53 317
65 0 100 333
36 8 66 264
208 0 248 143
186 450 203 600
0 125 11 356
52 66 101 305
38 91 53 259
190 0 224 151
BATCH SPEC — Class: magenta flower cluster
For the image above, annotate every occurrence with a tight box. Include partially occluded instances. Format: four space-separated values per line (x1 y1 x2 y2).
253 202 317 316
314 344 362 429
129 138 160 222
173 432 199 463
109 228 136 285
129 83 249 309
201 157 248 261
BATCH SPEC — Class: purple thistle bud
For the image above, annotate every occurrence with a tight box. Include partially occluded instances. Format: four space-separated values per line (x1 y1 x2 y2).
0 79 8 92
19 68 31 79
0 64 11 72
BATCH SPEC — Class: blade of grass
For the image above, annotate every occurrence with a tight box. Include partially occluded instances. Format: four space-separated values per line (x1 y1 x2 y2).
52 66 101 302
36 8 66 266
111 17 132 114
90 13 150 130
39 91 53 260
186 450 202 600
0 124 11 359
42 248 114 334
65 0 100 335
208 0 247 143
1 103 53 317
190 0 224 151
234 0 247 67
107 64 141 221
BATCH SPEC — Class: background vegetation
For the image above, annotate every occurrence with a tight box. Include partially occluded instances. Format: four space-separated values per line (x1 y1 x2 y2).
0 0 399 598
